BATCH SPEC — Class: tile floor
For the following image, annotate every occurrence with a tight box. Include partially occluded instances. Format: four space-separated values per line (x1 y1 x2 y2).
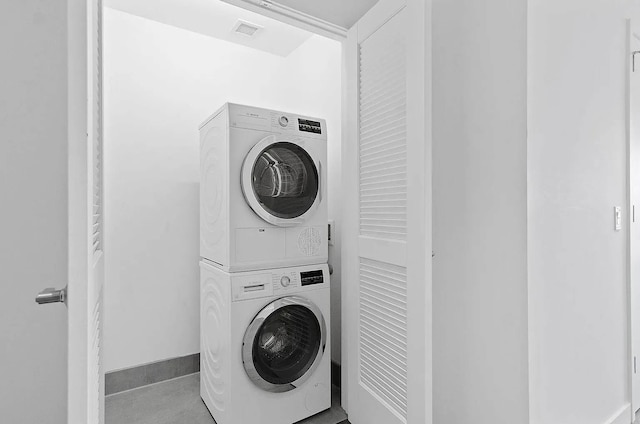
105 373 349 424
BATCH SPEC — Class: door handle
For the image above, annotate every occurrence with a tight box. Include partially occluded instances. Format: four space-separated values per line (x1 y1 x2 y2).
35 287 67 305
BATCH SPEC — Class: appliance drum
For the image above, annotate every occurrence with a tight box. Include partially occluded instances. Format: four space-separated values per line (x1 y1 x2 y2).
242 296 326 393
242 138 321 226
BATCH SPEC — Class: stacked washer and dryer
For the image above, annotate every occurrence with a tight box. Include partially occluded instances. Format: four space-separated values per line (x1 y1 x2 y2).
199 103 331 424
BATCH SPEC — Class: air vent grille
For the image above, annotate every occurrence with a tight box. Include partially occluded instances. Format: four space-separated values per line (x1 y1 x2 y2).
233 20 262 37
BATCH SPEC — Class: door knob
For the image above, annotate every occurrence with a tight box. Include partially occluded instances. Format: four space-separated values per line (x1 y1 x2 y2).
35 287 67 305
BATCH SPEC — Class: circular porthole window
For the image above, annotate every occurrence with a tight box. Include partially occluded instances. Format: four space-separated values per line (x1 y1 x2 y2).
242 296 326 392
242 137 320 226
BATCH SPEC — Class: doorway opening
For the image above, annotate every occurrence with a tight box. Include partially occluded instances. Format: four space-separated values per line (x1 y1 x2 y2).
101 0 345 422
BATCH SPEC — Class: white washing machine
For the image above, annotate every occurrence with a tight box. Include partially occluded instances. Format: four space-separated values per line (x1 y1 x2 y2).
200 103 328 272
200 261 331 424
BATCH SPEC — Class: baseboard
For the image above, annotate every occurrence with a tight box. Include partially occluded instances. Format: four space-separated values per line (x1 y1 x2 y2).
332 361 341 388
605 404 631 424
105 353 200 396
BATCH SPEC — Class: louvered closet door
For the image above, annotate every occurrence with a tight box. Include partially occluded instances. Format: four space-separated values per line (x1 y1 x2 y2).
68 0 105 422
89 1 105 421
343 0 431 423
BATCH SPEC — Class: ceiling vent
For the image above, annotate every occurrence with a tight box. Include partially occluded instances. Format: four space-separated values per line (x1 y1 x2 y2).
232 20 263 37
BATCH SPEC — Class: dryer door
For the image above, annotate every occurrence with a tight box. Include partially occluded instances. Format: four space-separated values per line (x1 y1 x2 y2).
242 296 326 393
241 136 320 227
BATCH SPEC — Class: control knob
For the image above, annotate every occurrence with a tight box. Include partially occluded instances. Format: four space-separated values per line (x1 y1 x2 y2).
280 276 291 287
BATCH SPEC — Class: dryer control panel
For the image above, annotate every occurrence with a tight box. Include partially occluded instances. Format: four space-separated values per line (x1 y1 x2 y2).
202 103 327 140
269 112 325 138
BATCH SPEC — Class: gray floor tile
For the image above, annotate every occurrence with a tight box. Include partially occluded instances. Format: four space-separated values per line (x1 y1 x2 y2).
106 373 212 424
106 372 348 424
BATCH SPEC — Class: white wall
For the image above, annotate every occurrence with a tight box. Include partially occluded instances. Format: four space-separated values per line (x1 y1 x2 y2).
528 1 637 423
432 0 530 422
103 8 342 372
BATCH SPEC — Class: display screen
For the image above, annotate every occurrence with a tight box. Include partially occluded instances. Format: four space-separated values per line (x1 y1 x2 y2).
300 270 324 286
298 119 322 134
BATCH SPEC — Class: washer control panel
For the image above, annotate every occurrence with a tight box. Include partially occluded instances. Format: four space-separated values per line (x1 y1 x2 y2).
230 266 328 301
271 268 326 293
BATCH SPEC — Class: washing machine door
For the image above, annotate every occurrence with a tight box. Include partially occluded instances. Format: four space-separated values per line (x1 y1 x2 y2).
242 296 326 393
241 135 320 227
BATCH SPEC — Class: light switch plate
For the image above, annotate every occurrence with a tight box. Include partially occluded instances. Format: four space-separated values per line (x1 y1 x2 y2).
615 206 622 231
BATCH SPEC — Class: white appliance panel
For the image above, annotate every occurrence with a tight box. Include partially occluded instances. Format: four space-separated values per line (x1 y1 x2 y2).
200 103 328 271
200 261 331 424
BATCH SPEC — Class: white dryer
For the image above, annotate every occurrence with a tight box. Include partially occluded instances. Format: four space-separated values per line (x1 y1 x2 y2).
200 261 331 424
199 103 328 272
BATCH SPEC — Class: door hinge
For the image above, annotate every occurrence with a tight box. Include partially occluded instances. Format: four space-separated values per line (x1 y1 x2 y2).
634 356 637 374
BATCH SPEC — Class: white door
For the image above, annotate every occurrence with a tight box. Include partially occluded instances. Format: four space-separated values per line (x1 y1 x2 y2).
629 19 640 416
342 0 431 423
0 0 105 423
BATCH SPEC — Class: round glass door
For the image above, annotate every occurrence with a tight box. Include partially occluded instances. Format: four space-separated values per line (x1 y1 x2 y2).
242 296 326 392
242 138 320 226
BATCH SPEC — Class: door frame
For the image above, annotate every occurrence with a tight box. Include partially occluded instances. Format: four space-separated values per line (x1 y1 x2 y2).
69 0 105 422
629 18 640 420
68 0 91 421
95 1 431 421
